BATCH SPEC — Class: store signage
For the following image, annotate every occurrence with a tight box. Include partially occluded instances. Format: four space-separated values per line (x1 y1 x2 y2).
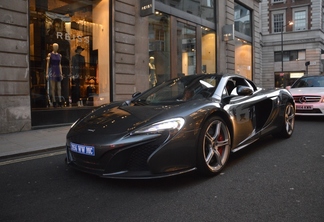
140 0 155 17
222 24 234 41
56 32 90 44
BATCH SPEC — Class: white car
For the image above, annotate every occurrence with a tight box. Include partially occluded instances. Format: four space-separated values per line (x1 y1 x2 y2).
288 75 324 116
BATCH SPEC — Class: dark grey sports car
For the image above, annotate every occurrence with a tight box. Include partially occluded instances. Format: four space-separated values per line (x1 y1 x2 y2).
66 74 295 179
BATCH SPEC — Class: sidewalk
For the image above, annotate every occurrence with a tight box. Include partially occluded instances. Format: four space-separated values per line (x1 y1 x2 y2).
0 126 70 158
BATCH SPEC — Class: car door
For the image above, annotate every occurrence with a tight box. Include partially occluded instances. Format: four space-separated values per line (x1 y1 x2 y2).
224 77 274 149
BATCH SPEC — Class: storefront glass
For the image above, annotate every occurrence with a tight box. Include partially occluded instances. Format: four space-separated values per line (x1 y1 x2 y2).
177 22 196 76
148 1 216 83
235 38 252 79
156 0 214 22
202 28 216 74
148 11 216 83
29 0 109 109
29 0 109 126
148 13 171 86
234 2 252 80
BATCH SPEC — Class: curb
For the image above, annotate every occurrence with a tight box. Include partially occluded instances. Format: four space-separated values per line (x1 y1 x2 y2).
0 146 66 161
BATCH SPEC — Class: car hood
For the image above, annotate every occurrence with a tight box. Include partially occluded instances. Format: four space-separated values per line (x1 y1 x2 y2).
289 87 324 95
67 99 208 140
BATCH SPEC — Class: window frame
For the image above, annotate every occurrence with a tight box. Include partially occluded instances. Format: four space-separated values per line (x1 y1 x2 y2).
234 2 252 37
293 7 308 31
272 0 285 4
274 50 306 62
272 10 286 33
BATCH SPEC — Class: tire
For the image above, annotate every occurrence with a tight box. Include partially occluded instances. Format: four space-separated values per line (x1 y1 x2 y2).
197 116 231 176
273 102 295 138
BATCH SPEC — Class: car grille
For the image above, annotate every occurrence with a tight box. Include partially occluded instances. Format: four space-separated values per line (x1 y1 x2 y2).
67 136 167 174
67 148 116 172
293 95 321 104
127 144 160 171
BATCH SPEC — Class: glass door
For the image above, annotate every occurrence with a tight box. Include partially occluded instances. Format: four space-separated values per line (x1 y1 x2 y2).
176 22 196 76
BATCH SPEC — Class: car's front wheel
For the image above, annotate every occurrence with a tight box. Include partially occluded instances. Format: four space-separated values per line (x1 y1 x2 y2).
197 116 231 176
274 102 295 138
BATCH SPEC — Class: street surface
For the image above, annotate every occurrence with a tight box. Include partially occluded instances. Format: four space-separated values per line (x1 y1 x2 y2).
1 116 323 222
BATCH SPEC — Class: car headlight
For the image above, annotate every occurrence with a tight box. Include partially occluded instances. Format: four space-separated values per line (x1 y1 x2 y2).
132 118 185 135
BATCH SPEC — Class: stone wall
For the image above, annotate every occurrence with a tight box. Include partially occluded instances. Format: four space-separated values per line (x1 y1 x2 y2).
252 0 262 86
0 0 31 133
113 0 149 101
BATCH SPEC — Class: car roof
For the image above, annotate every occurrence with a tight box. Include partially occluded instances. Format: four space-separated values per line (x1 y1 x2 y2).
178 73 244 78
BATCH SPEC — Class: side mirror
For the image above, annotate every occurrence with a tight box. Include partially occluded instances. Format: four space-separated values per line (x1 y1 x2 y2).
122 92 142 106
132 92 141 98
236 85 253 96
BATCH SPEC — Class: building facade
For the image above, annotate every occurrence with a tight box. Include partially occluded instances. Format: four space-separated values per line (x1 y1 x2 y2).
0 0 261 134
261 0 324 89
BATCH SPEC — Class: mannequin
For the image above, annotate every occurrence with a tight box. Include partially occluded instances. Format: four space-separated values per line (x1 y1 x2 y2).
71 46 85 104
46 43 63 107
60 50 70 106
149 56 157 87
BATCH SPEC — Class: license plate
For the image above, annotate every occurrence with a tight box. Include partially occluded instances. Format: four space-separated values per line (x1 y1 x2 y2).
296 105 313 110
70 142 95 156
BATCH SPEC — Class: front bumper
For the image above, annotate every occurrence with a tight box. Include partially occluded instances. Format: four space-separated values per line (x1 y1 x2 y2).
295 103 324 116
66 131 197 179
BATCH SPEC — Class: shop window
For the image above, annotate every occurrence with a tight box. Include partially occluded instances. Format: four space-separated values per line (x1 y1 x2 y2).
234 3 252 80
156 0 214 22
201 27 216 73
149 2 216 81
29 0 109 111
235 38 252 80
29 0 109 126
177 22 196 76
148 13 171 86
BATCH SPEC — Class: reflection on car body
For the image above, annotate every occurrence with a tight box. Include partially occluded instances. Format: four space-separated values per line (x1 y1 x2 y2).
66 74 295 179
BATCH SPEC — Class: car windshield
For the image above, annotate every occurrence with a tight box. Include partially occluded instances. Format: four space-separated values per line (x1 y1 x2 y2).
291 76 324 88
132 75 221 105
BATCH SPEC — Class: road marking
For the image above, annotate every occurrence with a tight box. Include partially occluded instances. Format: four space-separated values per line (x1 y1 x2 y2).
0 151 66 166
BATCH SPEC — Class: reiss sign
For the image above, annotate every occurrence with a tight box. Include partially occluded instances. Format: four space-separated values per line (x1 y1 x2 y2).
140 0 155 17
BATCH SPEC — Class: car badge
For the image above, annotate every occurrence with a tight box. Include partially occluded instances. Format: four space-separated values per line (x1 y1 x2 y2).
87 129 96 132
299 96 307 103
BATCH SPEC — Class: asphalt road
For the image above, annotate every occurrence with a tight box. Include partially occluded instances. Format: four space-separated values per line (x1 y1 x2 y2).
1 116 323 222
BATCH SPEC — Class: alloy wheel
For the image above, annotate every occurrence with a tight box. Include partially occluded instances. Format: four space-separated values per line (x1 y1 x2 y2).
202 118 231 173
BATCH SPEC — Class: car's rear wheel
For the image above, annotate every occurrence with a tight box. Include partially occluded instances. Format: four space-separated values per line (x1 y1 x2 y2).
197 116 231 176
274 102 295 138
